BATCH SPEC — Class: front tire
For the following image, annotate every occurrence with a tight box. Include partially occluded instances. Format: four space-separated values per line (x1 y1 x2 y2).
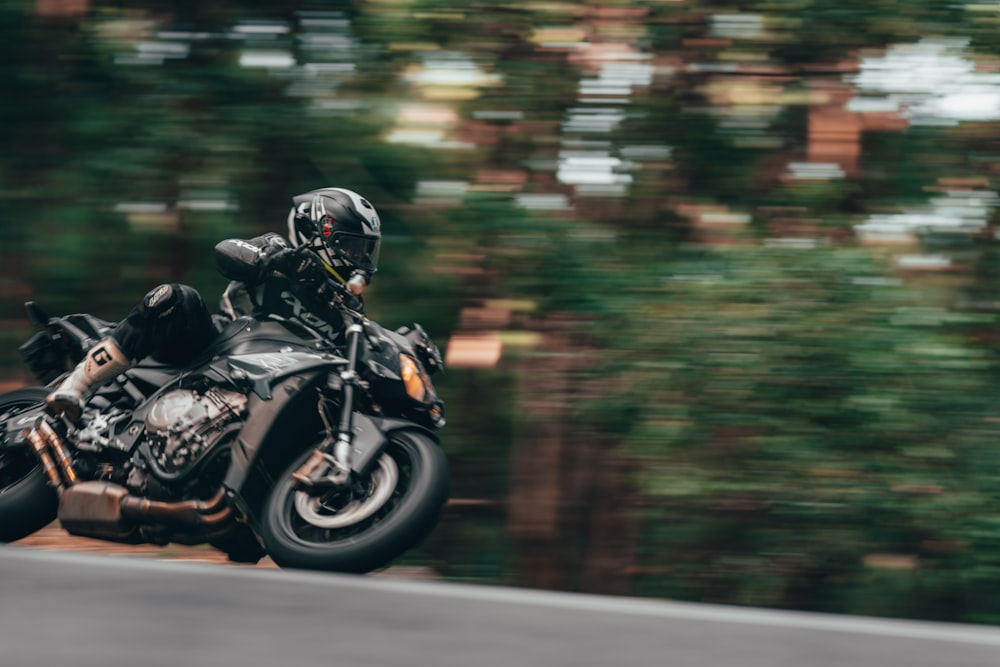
260 430 448 573
0 387 59 542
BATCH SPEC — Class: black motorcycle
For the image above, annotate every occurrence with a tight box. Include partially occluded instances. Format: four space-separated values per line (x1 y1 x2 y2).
0 286 448 573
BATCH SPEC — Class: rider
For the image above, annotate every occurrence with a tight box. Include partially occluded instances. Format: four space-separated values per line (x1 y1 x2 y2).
45 187 382 422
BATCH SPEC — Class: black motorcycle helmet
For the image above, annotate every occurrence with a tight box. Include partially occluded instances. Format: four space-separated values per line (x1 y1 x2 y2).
287 187 382 282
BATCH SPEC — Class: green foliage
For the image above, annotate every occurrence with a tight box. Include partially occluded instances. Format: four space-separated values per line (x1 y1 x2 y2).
5 0 1000 624
618 246 1000 618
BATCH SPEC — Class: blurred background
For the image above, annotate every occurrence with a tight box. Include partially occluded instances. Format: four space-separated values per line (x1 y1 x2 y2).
3 0 1000 624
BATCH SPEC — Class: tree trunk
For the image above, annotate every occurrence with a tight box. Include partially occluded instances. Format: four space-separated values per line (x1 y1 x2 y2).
507 320 638 594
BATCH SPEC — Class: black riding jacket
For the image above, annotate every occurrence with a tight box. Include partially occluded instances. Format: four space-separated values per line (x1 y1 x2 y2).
214 233 363 343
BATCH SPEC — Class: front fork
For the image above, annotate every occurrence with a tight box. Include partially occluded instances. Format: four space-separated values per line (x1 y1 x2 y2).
292 323 364 489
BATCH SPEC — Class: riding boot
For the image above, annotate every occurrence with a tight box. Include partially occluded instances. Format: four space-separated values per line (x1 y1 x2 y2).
46 337 132 422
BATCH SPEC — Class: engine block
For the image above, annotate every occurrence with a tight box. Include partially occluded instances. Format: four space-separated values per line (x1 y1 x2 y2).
144 388 248 477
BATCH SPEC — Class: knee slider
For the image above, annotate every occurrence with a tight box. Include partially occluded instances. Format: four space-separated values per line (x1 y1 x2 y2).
142 284 179 318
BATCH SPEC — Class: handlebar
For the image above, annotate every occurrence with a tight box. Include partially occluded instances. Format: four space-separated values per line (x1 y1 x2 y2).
312 278 385 351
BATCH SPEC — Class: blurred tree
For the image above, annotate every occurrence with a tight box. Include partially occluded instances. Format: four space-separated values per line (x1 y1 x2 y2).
6 0 1000 624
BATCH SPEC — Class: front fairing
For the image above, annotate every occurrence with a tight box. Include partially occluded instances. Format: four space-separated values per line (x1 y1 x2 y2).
360 323 445 428
214 350 347 400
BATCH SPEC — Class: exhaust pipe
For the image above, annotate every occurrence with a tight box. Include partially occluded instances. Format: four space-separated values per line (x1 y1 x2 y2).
23 417 78 493
60 483 234 542
120 487 232 527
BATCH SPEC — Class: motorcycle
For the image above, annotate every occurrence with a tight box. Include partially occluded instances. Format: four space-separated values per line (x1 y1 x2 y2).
0 282 449 573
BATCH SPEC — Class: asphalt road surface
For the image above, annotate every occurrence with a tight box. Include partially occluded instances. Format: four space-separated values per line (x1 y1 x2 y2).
2 546 999 667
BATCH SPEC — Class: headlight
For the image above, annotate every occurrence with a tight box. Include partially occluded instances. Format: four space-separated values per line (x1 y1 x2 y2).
399 354 428 402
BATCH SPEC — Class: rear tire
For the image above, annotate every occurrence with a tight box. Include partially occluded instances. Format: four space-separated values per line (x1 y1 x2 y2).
0 388 59 543
260 430 448 573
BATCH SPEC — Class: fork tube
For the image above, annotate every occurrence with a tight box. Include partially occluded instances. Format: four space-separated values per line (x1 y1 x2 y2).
332 323 365 467
292 325 364 486
337 324 363 435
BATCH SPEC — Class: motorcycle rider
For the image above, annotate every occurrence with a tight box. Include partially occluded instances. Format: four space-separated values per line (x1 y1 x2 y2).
45 186 382 422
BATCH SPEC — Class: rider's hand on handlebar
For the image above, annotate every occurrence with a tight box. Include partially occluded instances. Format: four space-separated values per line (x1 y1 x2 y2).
265 246 328 286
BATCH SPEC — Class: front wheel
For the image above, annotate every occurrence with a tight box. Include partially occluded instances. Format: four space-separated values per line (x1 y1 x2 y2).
260 430 449 573
0 387 59 542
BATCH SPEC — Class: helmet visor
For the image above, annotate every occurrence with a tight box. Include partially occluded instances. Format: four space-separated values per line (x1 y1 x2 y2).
331 232 380 273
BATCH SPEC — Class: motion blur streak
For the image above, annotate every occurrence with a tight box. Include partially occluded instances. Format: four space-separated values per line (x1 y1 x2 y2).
4 1 1000 625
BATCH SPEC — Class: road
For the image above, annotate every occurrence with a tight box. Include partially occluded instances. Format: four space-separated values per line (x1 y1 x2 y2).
1 546 998 667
